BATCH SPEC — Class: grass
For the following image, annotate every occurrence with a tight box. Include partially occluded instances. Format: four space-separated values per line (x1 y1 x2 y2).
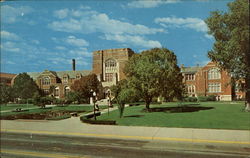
0 104 37 111
97 101 250 130
0 104 108 117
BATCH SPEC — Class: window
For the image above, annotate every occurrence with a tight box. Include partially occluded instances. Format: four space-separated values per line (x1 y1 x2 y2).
43 89 50 95
185 74 195 81
187 85 195 93
76 74 81 79
208 83 221 93
105 73 113 82
208 68 221 79
63 76 68 83
64 86 70 96
55 87 59 97
42 76 50 85
105 59 117 72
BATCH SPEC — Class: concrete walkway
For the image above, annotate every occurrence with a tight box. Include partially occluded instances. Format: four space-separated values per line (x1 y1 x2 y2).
1 105 250 155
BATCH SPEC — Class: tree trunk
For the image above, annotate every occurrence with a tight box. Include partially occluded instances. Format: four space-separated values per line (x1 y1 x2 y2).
145 97 152 111
245 74 250 112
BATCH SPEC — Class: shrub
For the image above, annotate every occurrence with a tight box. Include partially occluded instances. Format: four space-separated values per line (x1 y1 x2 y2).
184 97 198 102
207 95 216 101
198 96 208 102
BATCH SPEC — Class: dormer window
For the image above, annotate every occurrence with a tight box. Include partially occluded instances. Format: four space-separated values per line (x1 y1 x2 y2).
76 74 81 79
63 75 68 83
42 76 50 85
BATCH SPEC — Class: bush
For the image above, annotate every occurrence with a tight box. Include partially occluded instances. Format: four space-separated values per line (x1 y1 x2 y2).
207 95 216 101
198 95 217 102
198 96 208 102
184 97 198 102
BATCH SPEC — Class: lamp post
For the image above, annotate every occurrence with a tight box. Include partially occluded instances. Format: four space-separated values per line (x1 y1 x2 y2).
90 89 97 120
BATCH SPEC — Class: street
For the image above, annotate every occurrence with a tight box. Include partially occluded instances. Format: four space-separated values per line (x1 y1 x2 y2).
1 132 248 158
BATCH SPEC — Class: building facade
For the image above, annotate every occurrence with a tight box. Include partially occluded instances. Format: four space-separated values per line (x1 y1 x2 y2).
92 48 135 88
181 62 245 101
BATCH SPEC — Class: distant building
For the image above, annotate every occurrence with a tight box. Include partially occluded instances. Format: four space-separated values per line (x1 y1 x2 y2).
181 62 245 101
0 72 16 86
11 59 91 98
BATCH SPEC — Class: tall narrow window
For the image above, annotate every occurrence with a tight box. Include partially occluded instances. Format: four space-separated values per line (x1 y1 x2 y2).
208 68 221 79
42 76 50 85
105 73 113 82
105 59 117 72
55 87 59 97
64 86 70 96
63 75 68 83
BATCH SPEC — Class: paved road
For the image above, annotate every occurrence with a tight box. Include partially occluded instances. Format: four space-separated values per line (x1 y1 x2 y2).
1 132 248 158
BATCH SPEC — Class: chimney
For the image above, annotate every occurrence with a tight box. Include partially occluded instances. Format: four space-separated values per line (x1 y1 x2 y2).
72 59 76 71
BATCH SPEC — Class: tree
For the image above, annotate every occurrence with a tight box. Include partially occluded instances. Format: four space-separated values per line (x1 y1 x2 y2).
111 80 138 118
124 48 184 110
65 91 81 104
205 0 250 111
71 74 103 102
12 73 40 100
0 83 14 104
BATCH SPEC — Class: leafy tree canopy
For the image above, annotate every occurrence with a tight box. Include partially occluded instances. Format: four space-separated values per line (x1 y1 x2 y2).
0 83 14 104
205 0 250 110
111 79 139 117
12 73 40 99
71 74 103 101
124 48 184 109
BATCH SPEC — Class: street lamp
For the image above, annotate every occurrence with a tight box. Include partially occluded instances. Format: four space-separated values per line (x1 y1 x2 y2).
90 89 97 120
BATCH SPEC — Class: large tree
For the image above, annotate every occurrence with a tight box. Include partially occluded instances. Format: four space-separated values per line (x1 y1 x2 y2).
0 83 14 104
205 0 250 111
12 73 40 99
124 48 184 110
71 74 103 102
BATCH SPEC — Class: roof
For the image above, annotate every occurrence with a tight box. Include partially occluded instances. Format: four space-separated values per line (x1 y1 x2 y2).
0 72 16 79
181 66 201 73
27 70 92 80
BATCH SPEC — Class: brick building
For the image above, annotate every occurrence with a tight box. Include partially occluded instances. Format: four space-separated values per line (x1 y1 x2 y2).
92 48 135 88
181 62 245 101
0 72 16 86
11 60 91 98
10 47 244 101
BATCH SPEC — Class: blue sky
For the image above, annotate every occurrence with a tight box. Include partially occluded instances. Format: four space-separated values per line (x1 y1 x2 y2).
1 0 232 74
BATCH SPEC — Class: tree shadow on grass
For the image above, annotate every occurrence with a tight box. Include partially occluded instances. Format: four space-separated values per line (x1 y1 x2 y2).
142 104 214 113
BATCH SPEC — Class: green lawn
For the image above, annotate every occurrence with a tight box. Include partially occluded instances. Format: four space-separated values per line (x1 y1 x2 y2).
0 104 107 117
97 102 250 130
0 104 37 111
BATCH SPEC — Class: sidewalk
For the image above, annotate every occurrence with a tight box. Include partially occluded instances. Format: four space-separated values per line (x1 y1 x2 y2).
1 104 250 155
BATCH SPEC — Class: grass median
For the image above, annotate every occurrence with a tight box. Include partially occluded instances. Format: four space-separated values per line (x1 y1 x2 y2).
97 101 250 130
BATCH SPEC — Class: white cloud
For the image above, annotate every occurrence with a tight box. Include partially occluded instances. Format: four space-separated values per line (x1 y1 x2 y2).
52 36 89 47
204 34 214 39
1 41 20 52
1 31 20 40
66 36 89 47
69 48 92 57
54 9 69 19
55 46 67 50
103 34 162 48
48 9 164 35
1 5 33 23
127 0 179 8
155 17 208 32
31 40 40 45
